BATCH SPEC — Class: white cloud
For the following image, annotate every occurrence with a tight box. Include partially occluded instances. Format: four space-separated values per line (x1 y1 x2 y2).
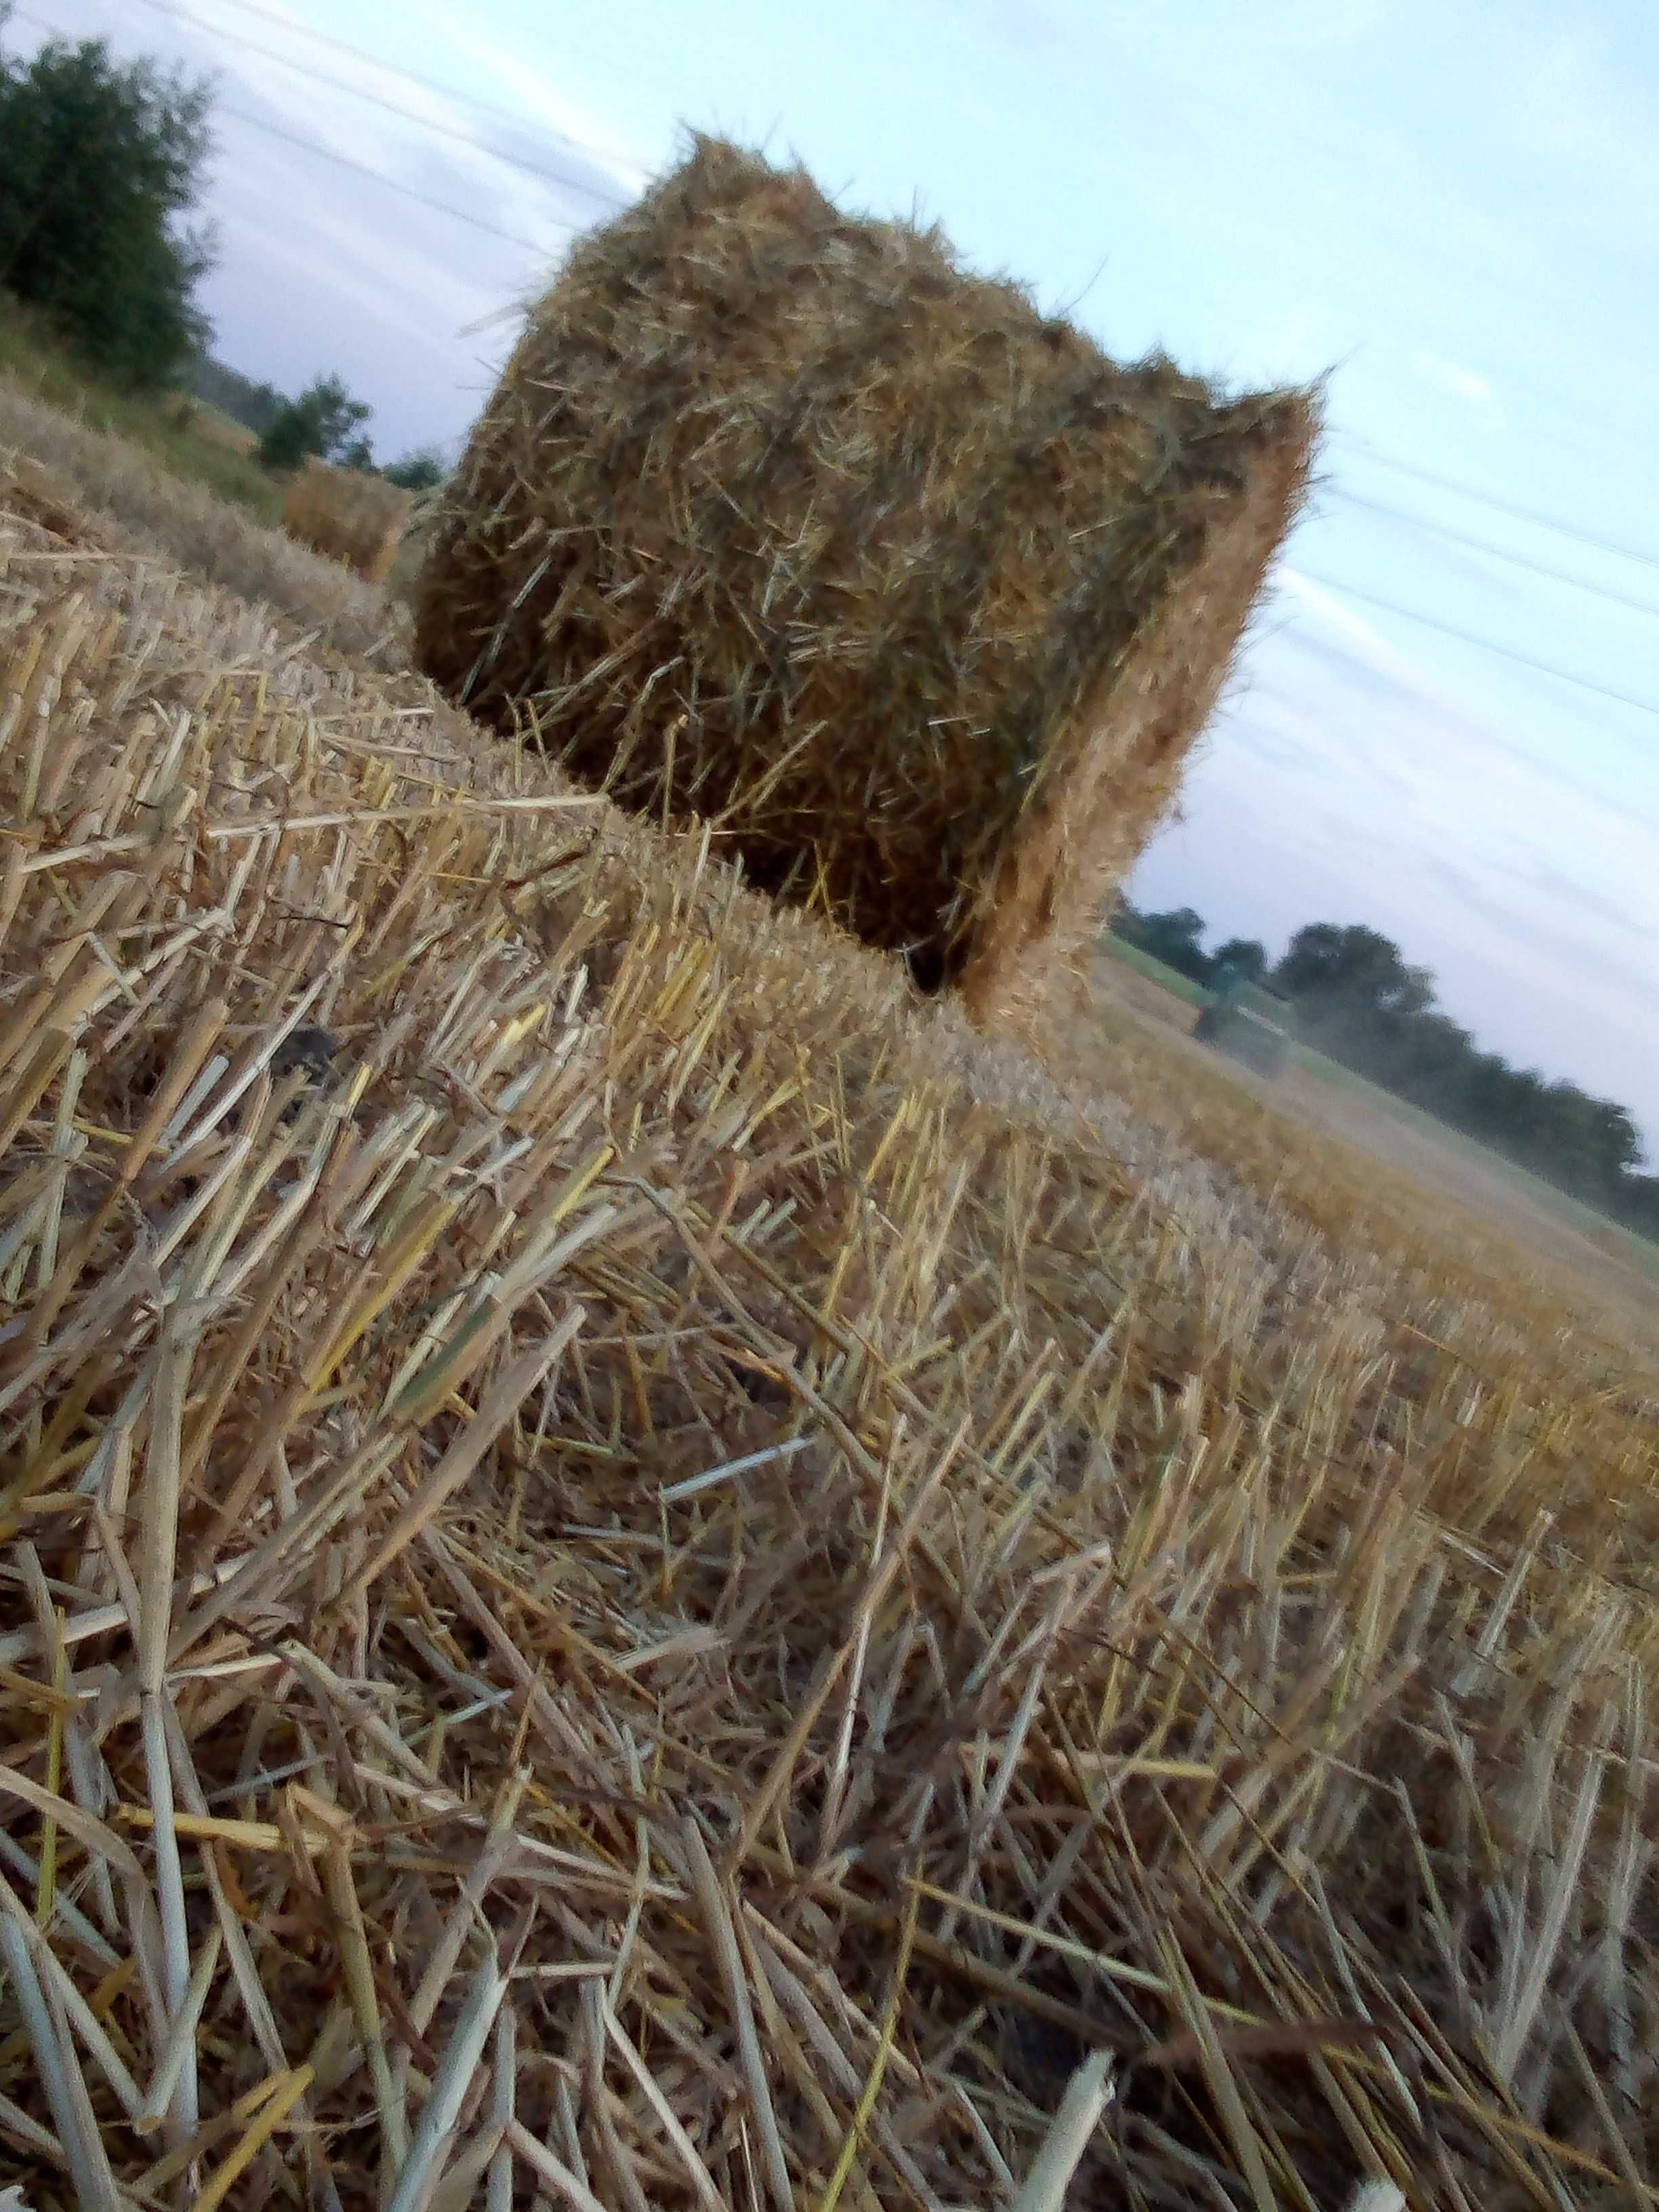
399 3 657 193
1408 348 1496 411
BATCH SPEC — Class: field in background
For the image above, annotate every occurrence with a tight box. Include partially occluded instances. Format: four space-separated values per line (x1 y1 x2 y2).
0 374 404 661
1 401 1658 2206
1097 930 1212 1006
0 310 445 641
0 299 283 522
1097 930 1659 1298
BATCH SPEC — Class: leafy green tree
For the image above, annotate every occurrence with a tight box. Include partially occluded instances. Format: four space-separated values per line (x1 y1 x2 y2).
1209 937 1268 987
1274 922 1433 1021
0 15 216 388
1391 1009 1473 1086
383 448 446 492
258 373 373 471
1530 1080 1643 1201
1115 903 1213 984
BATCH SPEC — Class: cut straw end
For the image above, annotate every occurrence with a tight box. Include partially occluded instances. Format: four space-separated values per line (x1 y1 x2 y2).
1007 2049 1117 2212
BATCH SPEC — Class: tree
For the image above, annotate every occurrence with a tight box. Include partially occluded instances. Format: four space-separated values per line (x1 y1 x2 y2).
1115 903 1213 984
1274 923 1434 1021
384 448 446 493
1111 896 1659 1243
0 17 216 388
1531 1081 1643 1201
1268 917 1656 1237
258 373 373 471
1209 937 1268 987
1389 1009 1474 1098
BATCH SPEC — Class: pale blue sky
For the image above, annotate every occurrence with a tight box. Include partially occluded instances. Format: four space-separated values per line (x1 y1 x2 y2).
18 0 1659 1145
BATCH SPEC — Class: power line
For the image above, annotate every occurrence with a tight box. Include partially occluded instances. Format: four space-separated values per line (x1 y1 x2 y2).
1338 436 1659 575
1293 569 1659 720
1328 488 1659 621
15 4 1659 724
129 7 1659 626
133 0 633 213
9 5 583 255
148 0 651 184
213 103 572 255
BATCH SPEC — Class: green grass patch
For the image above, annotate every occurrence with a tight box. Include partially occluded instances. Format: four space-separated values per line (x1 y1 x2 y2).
0 297 284 525
1099 931 1210 1005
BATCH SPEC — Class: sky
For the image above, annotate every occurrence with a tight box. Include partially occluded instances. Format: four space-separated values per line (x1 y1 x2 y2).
10 0 1658 1151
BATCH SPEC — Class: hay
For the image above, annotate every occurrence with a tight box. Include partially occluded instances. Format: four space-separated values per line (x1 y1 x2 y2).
283 458 413 586
182 405 260 459
0 380 405 661
0 453 134 556
414 138 1314 1021
4 457 1659 2207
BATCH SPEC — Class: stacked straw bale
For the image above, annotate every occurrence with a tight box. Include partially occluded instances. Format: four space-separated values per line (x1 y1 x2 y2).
3 460 1658 2207
415 138 1315 1023
282 456 413 584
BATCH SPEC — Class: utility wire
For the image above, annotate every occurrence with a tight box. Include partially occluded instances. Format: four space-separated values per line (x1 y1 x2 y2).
143 0 651 182
1338 436 1659 575
9 5 580 254
23 0 1659 609
133 0 634 213
1293 571 1659 719
211 100 567 254
114 12 1659 626
15 3 1659 714
1329 488 1659 619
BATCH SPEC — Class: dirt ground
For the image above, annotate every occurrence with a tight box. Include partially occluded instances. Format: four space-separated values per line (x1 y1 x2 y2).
1086 950 1659 1322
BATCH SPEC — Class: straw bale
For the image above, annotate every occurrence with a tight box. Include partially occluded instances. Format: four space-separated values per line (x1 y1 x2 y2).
415 138 1315 1019
3 462 1658 2208
282 457 413 584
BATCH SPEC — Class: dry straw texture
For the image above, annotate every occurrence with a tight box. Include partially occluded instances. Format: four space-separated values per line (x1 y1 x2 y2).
0 377 405 662
182 407 260 459
3 457 1659 2209
415 139 1314 1021
281 461 415 588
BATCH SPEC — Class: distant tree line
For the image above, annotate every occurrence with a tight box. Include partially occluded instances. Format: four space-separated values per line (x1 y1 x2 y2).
1112 902 1659 1242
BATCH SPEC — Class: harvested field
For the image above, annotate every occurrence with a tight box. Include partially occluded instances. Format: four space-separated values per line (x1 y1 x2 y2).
283 459 414 586
183 405 260 458
416 139 1314 1023
0 377 405 661
2 454 1658 2210
0 304 285 531
1087 942 1659 1321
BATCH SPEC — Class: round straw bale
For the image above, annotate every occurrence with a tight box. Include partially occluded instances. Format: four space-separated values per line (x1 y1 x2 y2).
415 137 1316 1020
